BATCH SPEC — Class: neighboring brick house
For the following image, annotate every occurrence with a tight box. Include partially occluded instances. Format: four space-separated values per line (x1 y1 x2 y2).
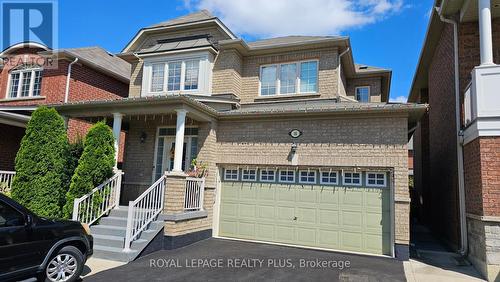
409 0 500 280
0 43 130 170
55 10 426 262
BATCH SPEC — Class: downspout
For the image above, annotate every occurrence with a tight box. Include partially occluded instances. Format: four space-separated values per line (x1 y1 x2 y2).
436 7 468 256
337 47 350 102
64 57 79 103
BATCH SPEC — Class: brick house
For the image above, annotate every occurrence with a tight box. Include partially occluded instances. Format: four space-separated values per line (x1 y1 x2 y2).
0 43 130 170
55 10 426 262
409 0 500 280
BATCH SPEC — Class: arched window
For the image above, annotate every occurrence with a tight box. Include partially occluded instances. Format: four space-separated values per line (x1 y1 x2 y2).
7 64 43 99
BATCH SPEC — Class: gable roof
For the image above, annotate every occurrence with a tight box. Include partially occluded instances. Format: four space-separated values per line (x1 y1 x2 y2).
41 47 131 83
148 10 215 28
122 10 236 53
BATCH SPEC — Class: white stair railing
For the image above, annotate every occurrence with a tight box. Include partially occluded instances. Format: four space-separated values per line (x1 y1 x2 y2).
72 170 123 225
124 172 166 252
184 177 205 211
0 171 15 194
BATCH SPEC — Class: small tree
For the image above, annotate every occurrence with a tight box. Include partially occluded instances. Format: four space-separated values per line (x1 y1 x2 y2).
63 122 115 218
11 107 69 218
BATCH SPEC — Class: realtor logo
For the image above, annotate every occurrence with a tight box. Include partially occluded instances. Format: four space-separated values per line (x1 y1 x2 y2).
1 0 58 50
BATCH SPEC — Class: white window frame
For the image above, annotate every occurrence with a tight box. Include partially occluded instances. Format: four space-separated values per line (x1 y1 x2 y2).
342 171 362 186
355 86 370 103
6 67 43 99
366 172 387 187
299 170 317 184
141 51 213 97
278 169 296 183
258 59 319 97
259 169 276 182
320 170 339 185
224 168 239 181
241 169 257 182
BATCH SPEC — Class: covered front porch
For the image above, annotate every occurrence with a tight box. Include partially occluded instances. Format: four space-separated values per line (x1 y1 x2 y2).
55 95 219 261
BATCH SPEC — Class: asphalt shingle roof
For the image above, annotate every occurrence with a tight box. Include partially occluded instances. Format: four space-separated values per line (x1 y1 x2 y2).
61 47 131 81
148 10 215 28
137 36 215 54
247 35 346 48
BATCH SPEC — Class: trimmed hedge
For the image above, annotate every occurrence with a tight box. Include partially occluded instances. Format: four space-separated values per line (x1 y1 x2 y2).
63 121 115 218
11 107 69 218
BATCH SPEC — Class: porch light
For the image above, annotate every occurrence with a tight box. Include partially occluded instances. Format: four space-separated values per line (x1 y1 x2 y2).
140 132 147 143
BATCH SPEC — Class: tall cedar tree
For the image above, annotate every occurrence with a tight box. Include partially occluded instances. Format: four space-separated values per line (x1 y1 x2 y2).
11 107 69 218
63 122 115 218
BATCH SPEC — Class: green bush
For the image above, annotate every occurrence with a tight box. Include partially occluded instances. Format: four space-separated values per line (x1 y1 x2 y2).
63 122 115 218
63 138 84 191
11 107 69 218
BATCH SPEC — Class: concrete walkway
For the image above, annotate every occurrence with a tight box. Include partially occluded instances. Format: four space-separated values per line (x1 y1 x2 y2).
82 257 126 278
405 224 485 281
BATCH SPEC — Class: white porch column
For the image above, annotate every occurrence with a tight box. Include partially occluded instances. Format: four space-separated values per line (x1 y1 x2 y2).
173 109 187 172
112 113 123 170
479 0 495 65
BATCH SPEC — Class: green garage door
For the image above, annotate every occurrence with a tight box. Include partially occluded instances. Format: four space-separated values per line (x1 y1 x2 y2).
219 181 391 255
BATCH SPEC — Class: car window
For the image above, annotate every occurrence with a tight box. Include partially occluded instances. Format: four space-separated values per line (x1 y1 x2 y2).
0 201 25 227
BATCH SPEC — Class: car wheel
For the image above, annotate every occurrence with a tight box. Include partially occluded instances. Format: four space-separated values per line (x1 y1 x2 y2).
42 246 84 282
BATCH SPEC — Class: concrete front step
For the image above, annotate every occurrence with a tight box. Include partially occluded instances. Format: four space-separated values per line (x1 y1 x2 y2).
99 216 165 229
92 245 138 262
93 234 149 249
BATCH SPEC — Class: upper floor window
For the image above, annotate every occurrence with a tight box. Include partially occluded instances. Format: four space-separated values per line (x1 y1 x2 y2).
7 66 43 99
355 86 370 103
260 60 318 96
149 59 200 93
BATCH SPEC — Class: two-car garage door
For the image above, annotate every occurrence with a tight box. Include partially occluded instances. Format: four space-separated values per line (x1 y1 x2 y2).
218 177 391 255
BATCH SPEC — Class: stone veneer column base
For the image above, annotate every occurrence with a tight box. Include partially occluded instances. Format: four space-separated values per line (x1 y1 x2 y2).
395 244 409 261
467 216 500 282
164 229 212 250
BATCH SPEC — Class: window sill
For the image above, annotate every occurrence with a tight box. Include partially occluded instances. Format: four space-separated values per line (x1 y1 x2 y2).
0 96 46 102
255 93 320 101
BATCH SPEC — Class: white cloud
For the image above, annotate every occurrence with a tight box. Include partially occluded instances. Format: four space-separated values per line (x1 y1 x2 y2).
183 0 405 37
390 96 407 103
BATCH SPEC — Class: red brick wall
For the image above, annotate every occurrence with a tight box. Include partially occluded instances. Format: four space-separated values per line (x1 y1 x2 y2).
0 59 128 106
426 23 461 249
0 124 25 171
464 137 500 217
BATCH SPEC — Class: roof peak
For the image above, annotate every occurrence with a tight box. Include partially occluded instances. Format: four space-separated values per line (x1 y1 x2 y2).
148 9 216 28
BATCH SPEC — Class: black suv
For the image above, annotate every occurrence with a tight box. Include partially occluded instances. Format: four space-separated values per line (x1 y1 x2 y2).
0 193 93 282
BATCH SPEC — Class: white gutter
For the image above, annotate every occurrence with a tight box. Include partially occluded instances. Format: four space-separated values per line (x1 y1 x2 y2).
436 7 468 256
337 47 350 102
64 57 79 103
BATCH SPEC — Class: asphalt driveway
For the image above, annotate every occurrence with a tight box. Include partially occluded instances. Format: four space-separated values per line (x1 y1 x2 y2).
85 238 405 282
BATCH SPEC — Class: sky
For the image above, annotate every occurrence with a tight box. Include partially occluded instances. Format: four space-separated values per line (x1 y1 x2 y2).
58 0 434 102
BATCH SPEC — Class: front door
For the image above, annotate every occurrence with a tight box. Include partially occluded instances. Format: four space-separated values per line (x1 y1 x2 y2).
153 127 198 181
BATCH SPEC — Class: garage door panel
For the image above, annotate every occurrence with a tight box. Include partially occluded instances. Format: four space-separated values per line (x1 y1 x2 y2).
258 205 275 220
219 178 390 256
220 202 238 217
257 224 275 240
341 189 364 207
296 186 317 204
296 227 317 244
318 229 340 248
342 211 363 229
319 209 340 226
341 231 363 250
276 225 295 242
239 204 256 218
276 206 295 221
276 187 296 202
219 220 238 236
238 221 256 238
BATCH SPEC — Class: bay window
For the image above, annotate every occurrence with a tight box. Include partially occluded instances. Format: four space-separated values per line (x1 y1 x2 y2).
8 66 43 99
260 60 318 96
143 53 211 96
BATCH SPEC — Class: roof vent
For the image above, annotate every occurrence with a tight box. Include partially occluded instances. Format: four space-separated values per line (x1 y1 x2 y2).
359 65 368 69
